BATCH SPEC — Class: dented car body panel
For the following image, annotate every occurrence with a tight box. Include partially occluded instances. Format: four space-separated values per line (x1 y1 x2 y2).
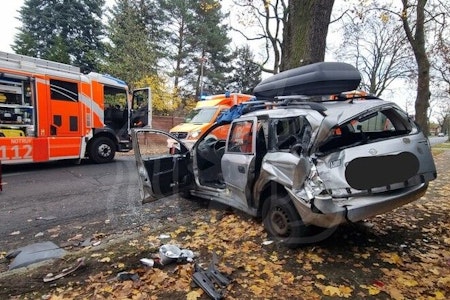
133 62 437 244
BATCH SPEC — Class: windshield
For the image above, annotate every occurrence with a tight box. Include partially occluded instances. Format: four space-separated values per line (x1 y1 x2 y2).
185 107 217 124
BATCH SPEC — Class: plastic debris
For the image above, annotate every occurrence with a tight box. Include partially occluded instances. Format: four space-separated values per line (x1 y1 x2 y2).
8 241 67 270
158 244 196 265
262 240 274 246
180 249 195 262
159 244 182 265
43 257 85 282
140 244 196 269
140 258 155 267
117 272 140 281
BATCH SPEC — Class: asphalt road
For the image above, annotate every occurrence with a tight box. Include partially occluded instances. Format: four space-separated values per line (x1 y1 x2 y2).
0 154 197 255
429 135 448 145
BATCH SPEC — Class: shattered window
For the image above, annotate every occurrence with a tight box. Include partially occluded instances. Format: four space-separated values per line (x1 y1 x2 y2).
227 120 254 153
269 116 311 151
318 107 415 154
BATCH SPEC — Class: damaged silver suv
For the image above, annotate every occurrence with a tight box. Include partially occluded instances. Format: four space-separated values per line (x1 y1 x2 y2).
132 62 437 247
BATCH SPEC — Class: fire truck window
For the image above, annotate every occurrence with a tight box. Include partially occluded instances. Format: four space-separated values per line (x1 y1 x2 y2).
104 86 127 109
50 79 78 102
132 90 148 110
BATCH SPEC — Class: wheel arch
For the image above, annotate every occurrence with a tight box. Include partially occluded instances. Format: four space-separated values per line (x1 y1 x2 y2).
88 128 120 152
256 180 287 218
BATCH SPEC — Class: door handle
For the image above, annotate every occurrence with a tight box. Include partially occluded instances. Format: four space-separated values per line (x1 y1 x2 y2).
238 165 245 173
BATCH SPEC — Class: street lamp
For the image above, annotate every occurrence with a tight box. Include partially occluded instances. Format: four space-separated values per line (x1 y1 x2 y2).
199 57 207 98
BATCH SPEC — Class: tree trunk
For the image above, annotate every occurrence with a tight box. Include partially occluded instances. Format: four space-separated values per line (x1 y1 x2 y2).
281 0 334 71
401 0 430 135
415 54 430 135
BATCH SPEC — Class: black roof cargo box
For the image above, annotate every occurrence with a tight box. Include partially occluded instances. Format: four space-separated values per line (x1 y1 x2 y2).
253 62 361 99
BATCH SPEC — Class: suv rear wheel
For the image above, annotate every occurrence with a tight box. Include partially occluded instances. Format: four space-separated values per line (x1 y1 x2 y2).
262 193 329 247
262 193 306 248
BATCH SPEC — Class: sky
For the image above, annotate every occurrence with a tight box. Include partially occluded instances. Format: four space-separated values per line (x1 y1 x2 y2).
0 2 22 52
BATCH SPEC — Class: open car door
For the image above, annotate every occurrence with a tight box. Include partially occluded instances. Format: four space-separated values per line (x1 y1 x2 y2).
132 128 193 203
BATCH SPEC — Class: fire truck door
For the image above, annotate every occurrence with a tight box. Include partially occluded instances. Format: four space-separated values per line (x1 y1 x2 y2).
47 78 81 137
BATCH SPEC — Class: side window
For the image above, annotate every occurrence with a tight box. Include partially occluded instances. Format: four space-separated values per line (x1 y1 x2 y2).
227 120 254 154
50 79 78 101
104 86 128 108
349 112 390 132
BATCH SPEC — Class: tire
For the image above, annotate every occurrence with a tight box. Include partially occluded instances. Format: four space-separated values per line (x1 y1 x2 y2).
88 137 116 164
262 193 332 247
262 193 306 248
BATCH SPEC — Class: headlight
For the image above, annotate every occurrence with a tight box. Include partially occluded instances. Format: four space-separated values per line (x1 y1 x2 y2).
189 130 201 139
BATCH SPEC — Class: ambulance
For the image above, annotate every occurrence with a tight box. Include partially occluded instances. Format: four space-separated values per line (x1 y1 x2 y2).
169 93 254 148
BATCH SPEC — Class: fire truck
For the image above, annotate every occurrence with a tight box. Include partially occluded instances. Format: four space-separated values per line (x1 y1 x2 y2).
0 51 151 165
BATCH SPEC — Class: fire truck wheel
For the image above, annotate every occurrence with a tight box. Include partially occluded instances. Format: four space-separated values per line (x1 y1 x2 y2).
89 137 116 163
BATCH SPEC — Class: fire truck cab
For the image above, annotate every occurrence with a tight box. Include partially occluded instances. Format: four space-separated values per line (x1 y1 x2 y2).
0 51 149 165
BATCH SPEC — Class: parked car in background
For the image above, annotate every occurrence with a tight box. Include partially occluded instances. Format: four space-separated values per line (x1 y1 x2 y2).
132 62 437 247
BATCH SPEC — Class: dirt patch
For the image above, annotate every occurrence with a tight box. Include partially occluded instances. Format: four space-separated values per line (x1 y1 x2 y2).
2 201 449 299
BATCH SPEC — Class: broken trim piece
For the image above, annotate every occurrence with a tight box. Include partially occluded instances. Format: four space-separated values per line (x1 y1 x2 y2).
43 257 85 282
192 253 230 300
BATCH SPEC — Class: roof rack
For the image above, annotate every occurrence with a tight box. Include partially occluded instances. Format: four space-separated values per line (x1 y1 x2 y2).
241 98 328 115
217 97 329 124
